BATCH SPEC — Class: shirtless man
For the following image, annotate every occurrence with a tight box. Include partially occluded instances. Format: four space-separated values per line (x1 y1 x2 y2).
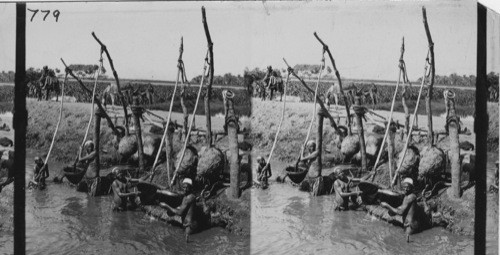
256 156 272 187
33 157 49 189
381 178 432 242
333 171 363 211
73 140 98 193
158 178 198 242
111 168 142 211
79 140 98 179
300 140 320 178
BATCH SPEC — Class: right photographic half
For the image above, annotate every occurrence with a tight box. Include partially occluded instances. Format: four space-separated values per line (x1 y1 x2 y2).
248 0 498 254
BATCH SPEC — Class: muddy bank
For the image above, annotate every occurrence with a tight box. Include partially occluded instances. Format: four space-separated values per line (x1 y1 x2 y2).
142 189 251 236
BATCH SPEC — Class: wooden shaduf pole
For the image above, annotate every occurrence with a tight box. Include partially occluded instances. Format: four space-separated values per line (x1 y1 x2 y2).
314 32 353 135
92 32 131 136
311 109 324 178
283 59 340 133
60 58 121 137
224 90 240 198
400 37 411 140
131 97 145 174
387 123 396 183
165 124 175 184
446 91 461 198
150 37 183 183
353 96 367 171
422 7 435 145
93 107 103 178
370 38 405 182
202 7 214 146
179 37 190 142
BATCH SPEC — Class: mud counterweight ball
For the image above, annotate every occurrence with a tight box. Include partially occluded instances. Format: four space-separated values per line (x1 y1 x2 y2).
118 135 138 158
397 145 420 177
418 146 445 178
341 135 360 160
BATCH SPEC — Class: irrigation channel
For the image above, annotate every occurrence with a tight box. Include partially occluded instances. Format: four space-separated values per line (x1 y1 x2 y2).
0 111 248 255
21 150 248 255
250 154 499 255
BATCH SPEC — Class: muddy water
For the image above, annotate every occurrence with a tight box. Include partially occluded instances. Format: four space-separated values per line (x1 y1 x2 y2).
21 151 248 255
251 155 499 255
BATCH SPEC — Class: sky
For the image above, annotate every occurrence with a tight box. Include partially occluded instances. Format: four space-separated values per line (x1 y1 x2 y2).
0 0 492 81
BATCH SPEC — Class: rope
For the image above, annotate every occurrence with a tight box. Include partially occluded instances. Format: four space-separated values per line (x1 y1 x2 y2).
392 53 430 186
42 72 67 169
149 59 182 182
298 51 326 162
370 67 402 182
263 69 290 173
171 50 210 186
78 51 104 160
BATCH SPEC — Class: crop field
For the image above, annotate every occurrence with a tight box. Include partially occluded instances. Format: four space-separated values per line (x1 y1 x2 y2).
282 81 479 116
0 81 252 116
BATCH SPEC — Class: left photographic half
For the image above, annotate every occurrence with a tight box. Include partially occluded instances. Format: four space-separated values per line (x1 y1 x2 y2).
12 2 251 254
0 3 16 253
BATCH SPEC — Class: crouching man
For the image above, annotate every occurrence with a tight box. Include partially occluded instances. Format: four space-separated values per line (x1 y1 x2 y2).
111 168 142 211
158 178 201 242
333 171 363 211
380 178 432 242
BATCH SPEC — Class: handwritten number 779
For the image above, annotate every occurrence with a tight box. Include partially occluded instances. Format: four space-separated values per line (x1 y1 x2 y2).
28 9 60 22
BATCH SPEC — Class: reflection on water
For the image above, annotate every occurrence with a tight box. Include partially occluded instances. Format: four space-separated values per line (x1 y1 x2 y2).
251 184 474 255
21 153 248 255
251 153 499 255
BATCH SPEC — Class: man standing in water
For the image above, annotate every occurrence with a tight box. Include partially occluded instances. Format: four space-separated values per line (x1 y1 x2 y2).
333 171 363 211
73 140 100 194
79 140 97 178
33 157 49 190
256 156 271 187
158 178 199 242
300 140 320 177
380 178 432 242
111 168 142 211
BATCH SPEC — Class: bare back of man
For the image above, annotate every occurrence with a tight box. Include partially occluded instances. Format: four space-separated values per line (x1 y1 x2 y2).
381 179 432 241
400 194 432 235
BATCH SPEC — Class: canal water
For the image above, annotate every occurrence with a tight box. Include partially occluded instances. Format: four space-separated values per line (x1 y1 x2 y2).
250 154 499 255
21 152 249 255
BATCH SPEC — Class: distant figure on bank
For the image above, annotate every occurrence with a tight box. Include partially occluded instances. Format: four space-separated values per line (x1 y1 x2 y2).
256 156 272 187
101 82 119 109
111 168 142 211
333 171 363 211
325 81 340 110
33 156 49 190
143 83 155 105
380 178 432 242
158 178 199 242
300 140 320 178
